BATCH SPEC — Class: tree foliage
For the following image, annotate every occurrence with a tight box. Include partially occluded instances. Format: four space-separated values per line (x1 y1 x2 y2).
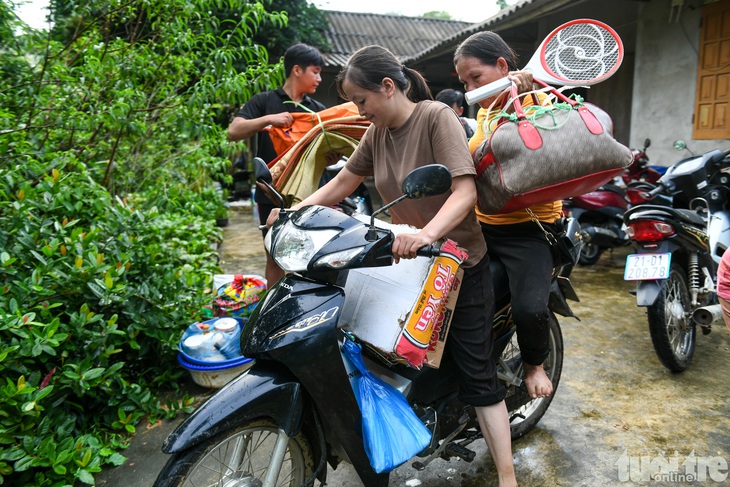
0 0 309 485
254 0 330 61
423 11 453 20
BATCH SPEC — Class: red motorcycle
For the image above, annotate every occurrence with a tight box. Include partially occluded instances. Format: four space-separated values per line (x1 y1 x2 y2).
563 139 662 265
622 138 662 186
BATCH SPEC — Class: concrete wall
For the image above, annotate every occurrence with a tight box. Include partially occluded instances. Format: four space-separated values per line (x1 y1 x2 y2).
632 0 725 167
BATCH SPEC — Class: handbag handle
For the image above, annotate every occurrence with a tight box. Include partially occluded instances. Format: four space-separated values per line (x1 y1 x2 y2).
507 78 605 141
533 78 604 135
506 82 543 150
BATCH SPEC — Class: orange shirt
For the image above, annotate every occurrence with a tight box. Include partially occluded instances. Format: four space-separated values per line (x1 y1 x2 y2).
469 93 563 225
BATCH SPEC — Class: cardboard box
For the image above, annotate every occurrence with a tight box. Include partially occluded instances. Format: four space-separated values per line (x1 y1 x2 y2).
340 220 465 369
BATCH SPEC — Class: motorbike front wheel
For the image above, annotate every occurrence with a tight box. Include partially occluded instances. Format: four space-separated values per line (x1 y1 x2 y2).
501 314 564 440
154 419 316 487
647 264 696 372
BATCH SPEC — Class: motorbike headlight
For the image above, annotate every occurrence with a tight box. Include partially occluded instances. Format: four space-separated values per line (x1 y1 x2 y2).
270 223 339 272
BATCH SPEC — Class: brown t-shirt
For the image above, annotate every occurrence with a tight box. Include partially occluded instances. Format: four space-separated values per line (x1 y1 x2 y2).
346 100 486 267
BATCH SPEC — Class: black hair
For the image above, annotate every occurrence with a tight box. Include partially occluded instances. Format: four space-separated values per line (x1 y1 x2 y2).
453 31 519 71
283 43 325 77
335 45 433 103
435 88 465 109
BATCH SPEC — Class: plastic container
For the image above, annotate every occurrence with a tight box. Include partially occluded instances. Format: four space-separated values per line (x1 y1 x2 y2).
178 354 254 388
178 317 248 365
181 334 226 362
213 317 242 359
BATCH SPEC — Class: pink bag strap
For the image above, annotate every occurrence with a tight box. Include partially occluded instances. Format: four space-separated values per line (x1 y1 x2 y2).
506 82 543 150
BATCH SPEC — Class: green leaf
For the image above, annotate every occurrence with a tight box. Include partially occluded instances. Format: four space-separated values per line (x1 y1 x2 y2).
81 368 105 381
76 468 95 484
107 453 127 466
13 454 34 472
87 282 106 298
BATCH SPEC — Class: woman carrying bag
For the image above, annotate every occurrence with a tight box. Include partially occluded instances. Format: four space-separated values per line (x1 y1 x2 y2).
454 31 561 401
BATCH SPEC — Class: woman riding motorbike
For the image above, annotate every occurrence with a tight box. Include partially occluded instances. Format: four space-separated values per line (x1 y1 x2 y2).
268 44 519 487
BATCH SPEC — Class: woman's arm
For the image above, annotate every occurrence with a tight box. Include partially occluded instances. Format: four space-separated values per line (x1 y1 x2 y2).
391 174 476 262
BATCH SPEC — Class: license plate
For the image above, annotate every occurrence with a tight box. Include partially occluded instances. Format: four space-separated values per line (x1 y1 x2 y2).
624 253 672 281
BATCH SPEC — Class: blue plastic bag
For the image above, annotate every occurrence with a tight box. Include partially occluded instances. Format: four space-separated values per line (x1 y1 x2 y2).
341 338 431 473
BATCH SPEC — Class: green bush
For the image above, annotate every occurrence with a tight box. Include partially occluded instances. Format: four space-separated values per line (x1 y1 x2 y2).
0 156 224 485
0 0 314 484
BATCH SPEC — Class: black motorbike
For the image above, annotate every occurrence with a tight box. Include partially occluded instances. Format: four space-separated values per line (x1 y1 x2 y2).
623 147 730 372
154 161 581 487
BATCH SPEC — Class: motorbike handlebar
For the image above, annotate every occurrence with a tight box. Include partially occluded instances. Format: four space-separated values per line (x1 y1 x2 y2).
416 245 442 258
641 183 666 200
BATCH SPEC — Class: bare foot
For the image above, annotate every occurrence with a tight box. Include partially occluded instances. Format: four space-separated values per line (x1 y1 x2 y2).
524 363 553 399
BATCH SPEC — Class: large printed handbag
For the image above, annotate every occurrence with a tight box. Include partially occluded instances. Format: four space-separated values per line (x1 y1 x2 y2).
473 79 632 214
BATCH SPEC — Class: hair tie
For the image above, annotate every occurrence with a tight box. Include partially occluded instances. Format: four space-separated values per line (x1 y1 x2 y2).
401 64 408 73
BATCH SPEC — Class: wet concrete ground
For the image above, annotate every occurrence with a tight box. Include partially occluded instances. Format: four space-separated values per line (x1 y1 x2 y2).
99 203 730 486
218 204 730 487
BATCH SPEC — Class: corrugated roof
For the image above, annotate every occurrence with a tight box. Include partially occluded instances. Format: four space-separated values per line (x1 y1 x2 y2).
323 11 473 67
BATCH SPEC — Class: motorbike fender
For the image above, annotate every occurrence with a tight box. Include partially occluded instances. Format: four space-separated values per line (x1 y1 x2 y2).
549 277 579 318
636 280 663 306
162 362 304 454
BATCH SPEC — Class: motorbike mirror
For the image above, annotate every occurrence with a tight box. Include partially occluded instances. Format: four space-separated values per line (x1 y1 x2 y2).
367 164 452 241
252 157 285 209
253 157 272 184
644 138 651 149
401 164 452 199
673 140 695 156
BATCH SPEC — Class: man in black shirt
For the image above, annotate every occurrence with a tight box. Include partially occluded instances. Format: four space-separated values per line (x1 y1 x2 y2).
228 43 326 285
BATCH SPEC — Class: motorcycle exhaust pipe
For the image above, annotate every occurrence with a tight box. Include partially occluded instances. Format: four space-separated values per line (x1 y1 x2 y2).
692 304 723 327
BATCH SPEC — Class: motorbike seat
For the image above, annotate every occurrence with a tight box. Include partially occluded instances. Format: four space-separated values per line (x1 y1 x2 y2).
600 183 626 197
627 204 706 227
673 208 707 226
489 258 510 302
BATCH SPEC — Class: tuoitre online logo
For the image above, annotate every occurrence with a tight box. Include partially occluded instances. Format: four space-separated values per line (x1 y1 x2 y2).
616 450 728 483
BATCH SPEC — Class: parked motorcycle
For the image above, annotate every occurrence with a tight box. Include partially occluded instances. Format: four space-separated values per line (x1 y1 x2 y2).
562 182 629 265
154 160 581 487
564 138 664 266
623 146 730 372
622 138 662 186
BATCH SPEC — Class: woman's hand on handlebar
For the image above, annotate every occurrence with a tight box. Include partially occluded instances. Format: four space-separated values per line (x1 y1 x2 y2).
392 232 434 264
265 208 281 228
